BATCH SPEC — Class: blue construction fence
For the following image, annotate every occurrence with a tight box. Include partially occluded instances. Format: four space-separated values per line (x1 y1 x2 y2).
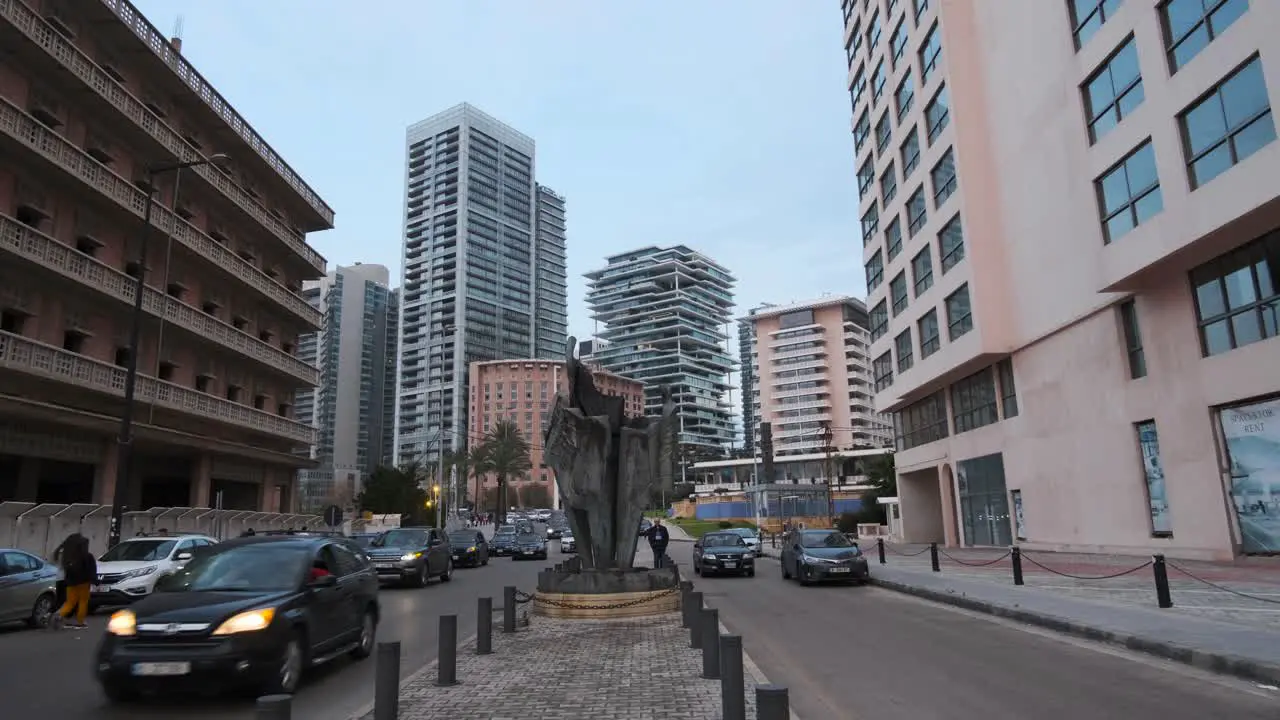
694 498 864 520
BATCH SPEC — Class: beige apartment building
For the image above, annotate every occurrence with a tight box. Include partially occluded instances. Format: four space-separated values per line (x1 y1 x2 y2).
0 0 331 512
848 0 1279 559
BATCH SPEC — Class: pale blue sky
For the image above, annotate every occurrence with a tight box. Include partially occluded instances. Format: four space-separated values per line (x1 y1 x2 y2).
132 0 863 340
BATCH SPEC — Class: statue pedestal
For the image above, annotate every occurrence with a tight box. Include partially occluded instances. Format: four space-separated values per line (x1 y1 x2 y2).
533 566 680 619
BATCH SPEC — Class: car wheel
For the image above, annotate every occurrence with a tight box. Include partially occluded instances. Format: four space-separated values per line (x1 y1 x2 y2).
798 564 812 586
27 592 55 628
411 563 428 588
350 610 376 659
266 632 305 695
100 680 139 703
440 560 452 582
482 555 489 566
747 569 756 578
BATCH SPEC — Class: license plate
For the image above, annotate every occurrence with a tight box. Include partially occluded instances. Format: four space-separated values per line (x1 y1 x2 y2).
828 567 851 573
723 561 738 568
132 662 190 676
375 561 397 569
92 585 110 593
522 551 534 555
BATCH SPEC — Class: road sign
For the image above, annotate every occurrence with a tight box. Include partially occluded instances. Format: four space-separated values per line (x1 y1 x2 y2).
324 505 344 527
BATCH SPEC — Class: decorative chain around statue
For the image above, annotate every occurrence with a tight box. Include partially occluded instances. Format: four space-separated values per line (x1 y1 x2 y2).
543 336 678 570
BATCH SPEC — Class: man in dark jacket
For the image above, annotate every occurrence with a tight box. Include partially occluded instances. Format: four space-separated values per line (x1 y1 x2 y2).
639 518 671 569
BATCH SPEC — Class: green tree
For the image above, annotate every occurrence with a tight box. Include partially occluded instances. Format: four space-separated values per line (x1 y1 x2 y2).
357 463 428 522
472 419 533 524
519 481 552 509
854 453 897 525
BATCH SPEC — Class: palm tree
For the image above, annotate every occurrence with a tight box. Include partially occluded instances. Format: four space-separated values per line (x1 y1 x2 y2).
473 419 533 525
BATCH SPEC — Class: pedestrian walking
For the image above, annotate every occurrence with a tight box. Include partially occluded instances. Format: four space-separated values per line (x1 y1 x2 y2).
53 534 95 630
639 517 671 569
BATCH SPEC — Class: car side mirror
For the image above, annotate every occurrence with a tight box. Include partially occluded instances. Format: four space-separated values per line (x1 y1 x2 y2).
693 542 702 549
309 574 337 589
175 552 193 561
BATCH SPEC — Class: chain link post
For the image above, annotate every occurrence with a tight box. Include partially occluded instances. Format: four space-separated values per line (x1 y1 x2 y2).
477 597 492 654
756 685 790 720
719 634 746 720
700 607 720 679
679 580 694 628
1011 546 1024 586
374 641 400 720
930 542 940 572
437 614 457 686
688 591 704 648
255 694 292 720
503 585 517 633
1152 554 1173 608
877 537 886 564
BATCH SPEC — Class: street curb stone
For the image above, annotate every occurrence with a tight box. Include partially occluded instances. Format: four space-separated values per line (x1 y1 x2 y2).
869 576 1280 686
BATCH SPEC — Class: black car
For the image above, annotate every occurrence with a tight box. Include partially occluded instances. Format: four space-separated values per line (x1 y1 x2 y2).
693 532 756 577
490 525 519 556
780 529 869 585
95 536 379 701
448 530 489 568
512 533 548 560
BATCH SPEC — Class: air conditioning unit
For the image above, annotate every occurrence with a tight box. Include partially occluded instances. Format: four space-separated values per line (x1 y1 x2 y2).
142 94 168 119
209 221 233 244
14 182 50 222
174 199 198 220
43 3 77 39
27 90 63 129
97 55 126 84
85 132 117 165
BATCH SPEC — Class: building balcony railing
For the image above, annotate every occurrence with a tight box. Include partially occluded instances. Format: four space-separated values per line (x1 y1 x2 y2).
0 0 327 271
0 97 321 328
771 398 831 412
0 331 315 445
771 359 828 374
773 346 828 361
773 386 830 400
0 213 319 386
95 0 334 228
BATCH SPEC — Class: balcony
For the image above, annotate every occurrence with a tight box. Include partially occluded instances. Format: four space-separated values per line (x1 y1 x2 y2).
0 331 315 445
0 0 327 272
0 97 321 328
0 213 318 386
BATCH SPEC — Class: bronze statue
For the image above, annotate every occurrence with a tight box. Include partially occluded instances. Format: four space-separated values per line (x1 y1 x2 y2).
544 336 677 570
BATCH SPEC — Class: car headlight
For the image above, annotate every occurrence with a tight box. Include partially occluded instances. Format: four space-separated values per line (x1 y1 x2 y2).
802 553 832 564
467 546 477 553
703 554 717 560
123 566 157 580
401 552 422 561
107 610 136 636
212 608 276 636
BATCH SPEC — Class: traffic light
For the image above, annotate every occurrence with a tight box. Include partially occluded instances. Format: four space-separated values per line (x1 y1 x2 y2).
759 422 774 485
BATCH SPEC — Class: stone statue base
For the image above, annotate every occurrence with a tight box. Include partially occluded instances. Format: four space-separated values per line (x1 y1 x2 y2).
533 565 681 619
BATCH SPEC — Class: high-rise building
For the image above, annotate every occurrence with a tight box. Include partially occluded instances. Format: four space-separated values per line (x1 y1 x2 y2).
0 2 329 513
845 0 1280 559
585 246 736 454
395 104 567 470
296 264 399 513
742 297 893 457
737 304 773 454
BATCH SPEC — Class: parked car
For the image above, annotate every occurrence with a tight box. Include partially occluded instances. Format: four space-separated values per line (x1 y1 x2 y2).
91 535 218 609
95 535 379 701
692 532 756 577
725 527 761 556
0 548 59 628
448 530 489 568
364 527 452 587
490 525 519 556
512 533 548 560
780 529 869 585
559 534 576 553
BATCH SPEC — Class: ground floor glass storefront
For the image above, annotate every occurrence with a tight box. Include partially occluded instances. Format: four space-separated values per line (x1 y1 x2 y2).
956 453 1012 547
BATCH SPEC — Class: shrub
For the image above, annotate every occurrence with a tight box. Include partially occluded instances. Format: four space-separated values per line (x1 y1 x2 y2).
835 512 861 534
718 520 733 529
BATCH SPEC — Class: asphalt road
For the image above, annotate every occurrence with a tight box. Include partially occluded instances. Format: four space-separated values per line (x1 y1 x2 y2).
0 528 561 720
664 542 1280 720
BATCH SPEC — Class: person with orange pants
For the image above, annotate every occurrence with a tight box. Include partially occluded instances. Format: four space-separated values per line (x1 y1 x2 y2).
53 534 95 630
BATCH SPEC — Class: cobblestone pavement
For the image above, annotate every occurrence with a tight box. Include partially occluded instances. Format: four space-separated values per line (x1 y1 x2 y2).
357 613 764 720
874 543 1280 631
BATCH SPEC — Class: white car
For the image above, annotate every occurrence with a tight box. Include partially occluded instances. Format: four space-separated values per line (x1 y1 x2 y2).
727 528 761 556
560 534 576 553
90 534 217 607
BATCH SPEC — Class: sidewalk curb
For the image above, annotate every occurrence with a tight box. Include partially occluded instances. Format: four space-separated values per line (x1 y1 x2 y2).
868 576 1280 686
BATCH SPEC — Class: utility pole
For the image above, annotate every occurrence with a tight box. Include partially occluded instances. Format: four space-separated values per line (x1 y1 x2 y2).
823 424 837 528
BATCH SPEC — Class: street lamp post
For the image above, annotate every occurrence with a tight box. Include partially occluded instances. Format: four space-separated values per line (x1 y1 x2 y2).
107 154 228 549
432 484 442 529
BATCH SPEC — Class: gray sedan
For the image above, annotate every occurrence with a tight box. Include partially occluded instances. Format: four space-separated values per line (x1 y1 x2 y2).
0 548 58 628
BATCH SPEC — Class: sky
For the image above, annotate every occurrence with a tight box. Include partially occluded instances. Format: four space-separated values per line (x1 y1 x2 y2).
131 0 864 352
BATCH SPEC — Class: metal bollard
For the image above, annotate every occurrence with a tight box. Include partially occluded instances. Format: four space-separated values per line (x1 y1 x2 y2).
719 634 746 720
503 585 517 633
437 614 458 686
1152 554 1173 609
688 591 704 648
374 641 400 720
255 694 292 720
1011 546 1024 586
679 581 694 628
755 685 790 720
477 597 493 655
930 542 940 572
877 537 886 565
700 607 721 679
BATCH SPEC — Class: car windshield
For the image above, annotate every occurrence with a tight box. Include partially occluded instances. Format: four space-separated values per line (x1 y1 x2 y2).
163 544 308 592
728 528 758 539
800 531 855 549
517 533 540 543
449 534 477 545
349 535 375 548
375 529 429 547
703 534 747 548
101 539 177 562
495 526 517 536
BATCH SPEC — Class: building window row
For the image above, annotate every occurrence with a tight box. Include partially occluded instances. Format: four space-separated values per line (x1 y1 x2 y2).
1191 228 1280 357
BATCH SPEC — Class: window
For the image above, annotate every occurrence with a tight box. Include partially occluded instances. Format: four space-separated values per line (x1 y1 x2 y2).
925 85 950 143
861 205 880 246
912 247 934 296
865 250 885 292
870 300 889 342
931 148 957 206
901 128 921 176
895 329 914 372
890 272 909 316
1096 140 1163 243
880 162 898 204
1083 37 1144 143
875 111 893 152
1118 299 1147 378
854 110 871 153
867 11 883 49
919 23 942 84
1189 229 1280 356
997 358 1019 418
873 351 894 392
951 368 999 434
894 391 948 451
1161 0 1246 72
846 17 863 63
906 187 927 236
913 0 930 24
858 155 875 199
1070 0 1121 49
890 20 909 66
946 284 973 339
938 215 965 272
1180 56 1275 190
872 61 888 105
886 217 903 260
850 66 867 110
896 75 915 121
1136 419 1172 536
918 309 941 357
779 309 815 329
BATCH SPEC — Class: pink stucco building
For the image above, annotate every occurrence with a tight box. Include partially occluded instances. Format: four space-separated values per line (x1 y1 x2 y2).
848 0 1280 559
